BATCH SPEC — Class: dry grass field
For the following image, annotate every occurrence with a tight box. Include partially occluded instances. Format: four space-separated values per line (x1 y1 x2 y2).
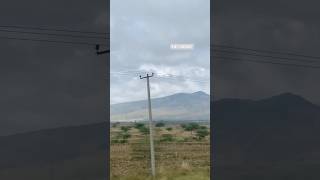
110 121 210 180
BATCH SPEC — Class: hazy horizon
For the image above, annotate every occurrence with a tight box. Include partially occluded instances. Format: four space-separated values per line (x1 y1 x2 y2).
110 90 210 105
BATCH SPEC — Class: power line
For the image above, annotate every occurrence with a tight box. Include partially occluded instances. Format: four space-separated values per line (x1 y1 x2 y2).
111 71 210 84
212 44 320 60
0 36 107 46
0 29 108 39
213 55 320 69
214 49 319 63
155 75 209 84
0 25 107 35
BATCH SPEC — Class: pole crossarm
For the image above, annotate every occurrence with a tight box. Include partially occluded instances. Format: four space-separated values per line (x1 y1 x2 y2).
139 73 154 79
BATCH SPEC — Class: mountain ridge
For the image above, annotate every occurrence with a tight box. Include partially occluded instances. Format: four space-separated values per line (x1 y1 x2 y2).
213 92 320 180
111 91 210 122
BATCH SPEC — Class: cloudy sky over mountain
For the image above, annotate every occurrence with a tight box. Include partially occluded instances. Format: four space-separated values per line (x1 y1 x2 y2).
110 0 210 104
213 0 320 104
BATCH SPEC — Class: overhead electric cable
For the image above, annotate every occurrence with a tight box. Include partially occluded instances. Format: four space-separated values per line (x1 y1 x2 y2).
212 44 320 60
213 55 320 69
214 49 319 63
0 29 108 39
0 25 107 35
0 36 107 46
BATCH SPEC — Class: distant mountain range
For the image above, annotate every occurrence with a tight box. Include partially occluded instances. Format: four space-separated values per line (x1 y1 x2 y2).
0 123 107 167
0 123 107 179
2 92 320 179
111 91 210 122
213 92 320 180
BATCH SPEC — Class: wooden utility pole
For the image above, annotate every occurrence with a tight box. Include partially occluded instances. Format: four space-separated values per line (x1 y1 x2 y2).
140 73 156 177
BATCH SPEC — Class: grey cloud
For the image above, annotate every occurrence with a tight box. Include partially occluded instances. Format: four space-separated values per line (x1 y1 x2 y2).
213 0 320 104
0 0 107 135
111 0 210 104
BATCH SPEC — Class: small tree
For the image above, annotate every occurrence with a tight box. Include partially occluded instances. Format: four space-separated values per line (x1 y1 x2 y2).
195 129 209 140
183 123 200 135
199 125 207 130
122 132 131 139
134 122 145 129
115 131 131 144
160 134 174 142
166 127 173 131
139 126 149 135
121 126 131 132
155 122 165 127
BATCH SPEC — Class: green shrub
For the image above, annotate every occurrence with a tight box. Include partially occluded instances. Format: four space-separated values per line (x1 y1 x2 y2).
183 123 200 135
156 122 165 127
175 136 188 142
139 126 149 135
160 134 174 142
195 129 209 140
111 139 119 143
119 139 128 143
134 123 145 129
121 126 131 132
122 132 131 139
166 127 173 131
199 126 207 130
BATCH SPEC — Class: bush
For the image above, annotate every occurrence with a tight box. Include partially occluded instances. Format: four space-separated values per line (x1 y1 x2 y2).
119 139 128 143
175 136 190 142
139 126 149 135
199 126 207 130
160 134 174 142
122 132 131 139
166 127 173 131
182 123 200 135
111 139 119 143
156 122 165 127
189 123 200 130
121 126 131 132
114 131 131 144
195 129 209 140
134 123 145 129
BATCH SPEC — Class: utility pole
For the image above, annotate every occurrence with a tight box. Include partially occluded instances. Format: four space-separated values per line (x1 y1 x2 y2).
140 73 156 177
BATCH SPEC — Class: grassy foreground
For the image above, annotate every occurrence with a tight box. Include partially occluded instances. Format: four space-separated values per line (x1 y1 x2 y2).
110 121 210 180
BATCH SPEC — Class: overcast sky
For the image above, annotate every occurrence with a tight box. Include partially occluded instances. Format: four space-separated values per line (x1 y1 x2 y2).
213 0 320 104
0 0 107 135
3 0 320 135
110 0 210 104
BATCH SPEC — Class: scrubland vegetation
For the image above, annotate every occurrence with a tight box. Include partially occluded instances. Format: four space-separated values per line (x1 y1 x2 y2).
110 121 210 180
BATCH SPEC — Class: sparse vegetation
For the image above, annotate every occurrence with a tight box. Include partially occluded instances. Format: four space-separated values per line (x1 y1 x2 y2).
121 126 131 132
111 121 210 179
115 131 131 143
